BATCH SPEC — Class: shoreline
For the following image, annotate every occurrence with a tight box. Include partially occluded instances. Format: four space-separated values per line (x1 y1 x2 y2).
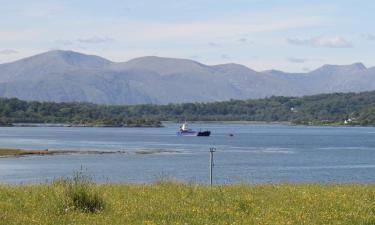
165 120 366 127
0 148 127 158
173 120 293 125
0 148 182 158
11 123 164 128
0 121 369 128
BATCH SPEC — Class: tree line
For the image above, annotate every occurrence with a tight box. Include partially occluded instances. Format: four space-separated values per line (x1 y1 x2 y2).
0 90 375 126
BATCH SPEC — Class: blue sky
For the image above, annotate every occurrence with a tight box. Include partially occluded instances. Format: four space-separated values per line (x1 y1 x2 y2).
0 0 374 72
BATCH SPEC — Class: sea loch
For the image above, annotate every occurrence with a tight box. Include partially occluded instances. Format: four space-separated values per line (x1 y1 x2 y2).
1 123 375 184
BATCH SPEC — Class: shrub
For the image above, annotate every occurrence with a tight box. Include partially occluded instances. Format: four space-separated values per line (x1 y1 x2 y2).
58 172 105 213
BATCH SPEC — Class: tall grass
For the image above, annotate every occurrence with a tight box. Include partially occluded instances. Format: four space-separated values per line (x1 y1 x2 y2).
57 172 104 213
0 181 375 224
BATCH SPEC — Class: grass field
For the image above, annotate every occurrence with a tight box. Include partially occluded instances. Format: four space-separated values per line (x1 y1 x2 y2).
1 175 375 225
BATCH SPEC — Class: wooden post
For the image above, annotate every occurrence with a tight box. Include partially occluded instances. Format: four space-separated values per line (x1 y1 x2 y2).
209 147 216 186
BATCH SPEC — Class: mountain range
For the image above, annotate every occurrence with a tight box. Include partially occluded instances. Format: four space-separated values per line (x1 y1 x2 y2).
0 50 374 105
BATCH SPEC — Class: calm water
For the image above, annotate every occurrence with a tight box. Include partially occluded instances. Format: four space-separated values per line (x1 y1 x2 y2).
1 123 375 184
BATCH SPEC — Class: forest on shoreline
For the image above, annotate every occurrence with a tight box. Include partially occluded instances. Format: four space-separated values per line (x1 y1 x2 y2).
0 90 375 126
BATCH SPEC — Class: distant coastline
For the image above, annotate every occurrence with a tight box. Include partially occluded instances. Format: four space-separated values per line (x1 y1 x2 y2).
1 91 375 128
0 148 125 158
0 120 369 128
10 123 163 128
0 148 181 158
183 120 292 125
167 120 367 127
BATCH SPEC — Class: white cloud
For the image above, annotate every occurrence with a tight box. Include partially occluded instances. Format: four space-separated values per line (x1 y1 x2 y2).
0 49 18 55
362 33 375 41
108 15 324 42
55 40 74 45
0 1 66 20
312 36 353 48
237 38 248 43
287 36 353 48
221 54 230 59
26 3 65 18
0 30 41 42
77 37 114 44
0 48 44 64
208 42 221 47
287 57 308 63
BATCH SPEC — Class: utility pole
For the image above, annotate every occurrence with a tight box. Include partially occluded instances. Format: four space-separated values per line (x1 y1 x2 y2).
209 147 216 186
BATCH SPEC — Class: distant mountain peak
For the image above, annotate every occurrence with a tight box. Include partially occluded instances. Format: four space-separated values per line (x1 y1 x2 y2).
323 62 365 69
351 62 367 71
0 50 112 83
214 63 250 69
28 49 100 59
125 56 205 67
45 49 79 55
112 55 211 75
4 50 112 72
262 69 287 75
33 50 112 67
0 50 374 105
312 62 367 75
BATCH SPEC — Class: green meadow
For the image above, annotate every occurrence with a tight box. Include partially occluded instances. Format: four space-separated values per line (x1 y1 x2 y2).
1 175 375 225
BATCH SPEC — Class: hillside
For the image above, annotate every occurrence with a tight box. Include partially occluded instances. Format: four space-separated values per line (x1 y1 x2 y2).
0 50 375 105
1 90 375 126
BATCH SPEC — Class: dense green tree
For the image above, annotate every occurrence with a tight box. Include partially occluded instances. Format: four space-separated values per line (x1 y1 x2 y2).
0 91 375 126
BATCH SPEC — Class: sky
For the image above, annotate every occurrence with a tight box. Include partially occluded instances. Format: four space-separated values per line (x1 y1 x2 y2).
0 0 374 72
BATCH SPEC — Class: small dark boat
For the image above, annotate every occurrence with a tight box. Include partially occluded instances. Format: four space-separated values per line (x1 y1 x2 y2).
197 130 211 136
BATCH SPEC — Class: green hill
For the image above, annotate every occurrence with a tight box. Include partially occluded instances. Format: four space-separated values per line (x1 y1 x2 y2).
1 90 375 126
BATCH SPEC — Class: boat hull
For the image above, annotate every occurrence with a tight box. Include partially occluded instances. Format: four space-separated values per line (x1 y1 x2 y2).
197 131 211 136
177 131 198 136
177 130 211 137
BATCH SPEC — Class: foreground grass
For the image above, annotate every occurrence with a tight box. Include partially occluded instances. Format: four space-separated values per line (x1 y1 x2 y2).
1 181 375 225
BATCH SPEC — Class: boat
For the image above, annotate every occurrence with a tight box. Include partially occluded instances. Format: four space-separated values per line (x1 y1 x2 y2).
177 122 211 137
